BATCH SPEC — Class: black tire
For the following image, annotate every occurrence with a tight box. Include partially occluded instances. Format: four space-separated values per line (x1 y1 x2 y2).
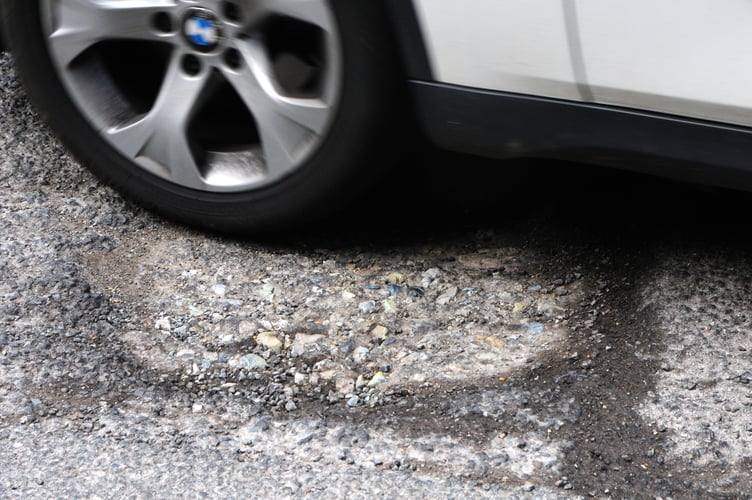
2 0 403 233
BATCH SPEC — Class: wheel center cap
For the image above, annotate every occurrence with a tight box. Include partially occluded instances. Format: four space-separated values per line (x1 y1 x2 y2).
183 8 222 52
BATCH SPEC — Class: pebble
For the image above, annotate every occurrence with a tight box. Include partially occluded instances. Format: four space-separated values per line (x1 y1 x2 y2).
256 331 283 351
358 301 377 314
367 372 387 387
370 324 389 340
481 336 505 349
335 377 355 394
347 396 360 407
436 286 458 305
386 272 405 284
285 401 297 412
291 334 325 357
525 322 544 334
258 283 275 300
382 299 398 313
238 354 267 371
154 318 171 331
212 284 227 297
537 302 566 318
353 347 370 363
422 267 442 281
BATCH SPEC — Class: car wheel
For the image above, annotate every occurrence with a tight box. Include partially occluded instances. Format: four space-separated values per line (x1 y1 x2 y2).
3 0 402 232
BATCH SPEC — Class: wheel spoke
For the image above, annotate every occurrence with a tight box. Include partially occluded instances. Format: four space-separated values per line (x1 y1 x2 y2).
253 0 334 32
105 52 210 189
46 0 178 67
221 39 331 177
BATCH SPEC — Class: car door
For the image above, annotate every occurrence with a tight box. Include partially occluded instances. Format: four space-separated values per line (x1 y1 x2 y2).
576 0 752 127
412 0 582 102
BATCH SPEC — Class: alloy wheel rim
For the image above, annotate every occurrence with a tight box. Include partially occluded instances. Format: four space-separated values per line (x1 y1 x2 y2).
40 0 343 192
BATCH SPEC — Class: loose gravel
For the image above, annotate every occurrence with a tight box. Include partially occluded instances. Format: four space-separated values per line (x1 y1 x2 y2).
1 51 751 498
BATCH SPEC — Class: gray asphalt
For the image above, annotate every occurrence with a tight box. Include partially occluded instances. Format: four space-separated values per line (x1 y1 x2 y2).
1 52 751 498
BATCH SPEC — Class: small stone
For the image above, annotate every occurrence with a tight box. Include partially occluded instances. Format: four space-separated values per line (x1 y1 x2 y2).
155 318 171 331
294 373 306 385
258 283 275 301
285 401 297 411
256 331 283 351
238 321 255 335
347 396 360 407
212 284 227 297
370 324 389 340
339 338 356 354
355 375 366 389
682 380 698 391
386 272 405 284
335 377 355 394
537 301 566 318
342 290 356 301
525 322 544 334
297 434 314 445
359 300 378 314
291 334 325 357
382 299 398 313
353 346 370 363
367 372 387 387
482 336 505 349
512 302 526 313
192 403 203 413
436 286 458 306
239 354 267 371
522 483 535 492
422 267 442 281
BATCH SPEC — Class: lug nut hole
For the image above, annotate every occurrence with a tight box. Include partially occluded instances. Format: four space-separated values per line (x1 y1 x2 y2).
152 12 174 34
181 54 202 76
223 48 242 70
223 2 242 23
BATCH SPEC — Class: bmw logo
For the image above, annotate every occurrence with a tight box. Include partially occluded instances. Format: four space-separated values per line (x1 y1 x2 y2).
183 9 222 52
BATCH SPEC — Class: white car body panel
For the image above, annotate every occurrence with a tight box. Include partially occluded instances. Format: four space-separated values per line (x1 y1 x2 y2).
412 0 581 101
576 0 752 127
413 0 752 127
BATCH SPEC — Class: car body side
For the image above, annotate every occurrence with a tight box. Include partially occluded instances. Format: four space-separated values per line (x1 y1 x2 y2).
391 0 752 191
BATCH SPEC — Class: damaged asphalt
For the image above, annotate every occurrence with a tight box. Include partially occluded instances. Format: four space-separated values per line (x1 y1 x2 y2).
1 53 751 498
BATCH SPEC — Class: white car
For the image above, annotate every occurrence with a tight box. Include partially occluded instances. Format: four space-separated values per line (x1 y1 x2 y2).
2 0 751 232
